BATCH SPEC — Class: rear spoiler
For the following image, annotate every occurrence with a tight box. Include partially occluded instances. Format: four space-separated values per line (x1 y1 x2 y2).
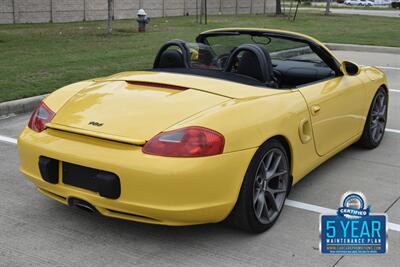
47 123 146 146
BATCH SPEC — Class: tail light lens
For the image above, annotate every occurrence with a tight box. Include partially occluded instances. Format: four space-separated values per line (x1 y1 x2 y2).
28 101 56 132
143 126 225 157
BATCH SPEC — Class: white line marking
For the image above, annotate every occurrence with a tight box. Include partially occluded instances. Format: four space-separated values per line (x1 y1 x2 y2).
376 66 400 71
388 222 400 232
285 199 335 214
0 135 17 144
390 89 400 93
386 128 400 134
285 199 400 232
0 113 17 120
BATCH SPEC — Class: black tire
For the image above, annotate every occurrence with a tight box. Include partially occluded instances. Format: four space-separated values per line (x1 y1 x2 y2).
227 139 290 233
357 87 388 149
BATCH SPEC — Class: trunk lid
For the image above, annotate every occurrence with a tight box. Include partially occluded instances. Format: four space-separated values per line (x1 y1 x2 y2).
49 80 229 143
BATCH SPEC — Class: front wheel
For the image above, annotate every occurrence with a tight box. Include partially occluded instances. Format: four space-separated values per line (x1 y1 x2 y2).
357 87 388 149
227 139 290 233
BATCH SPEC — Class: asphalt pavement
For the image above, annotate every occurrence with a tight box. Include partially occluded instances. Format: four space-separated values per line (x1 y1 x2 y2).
0 50 399 266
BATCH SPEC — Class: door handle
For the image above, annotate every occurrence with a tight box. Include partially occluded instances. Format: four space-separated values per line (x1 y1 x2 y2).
298 118 312 144
311 105 321 116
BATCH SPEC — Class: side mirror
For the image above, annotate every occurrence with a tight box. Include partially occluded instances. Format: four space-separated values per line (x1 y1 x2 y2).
340 61 360 76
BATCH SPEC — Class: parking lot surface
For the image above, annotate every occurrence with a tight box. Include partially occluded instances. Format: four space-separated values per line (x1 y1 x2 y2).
0 50 399 266
301 8 400 18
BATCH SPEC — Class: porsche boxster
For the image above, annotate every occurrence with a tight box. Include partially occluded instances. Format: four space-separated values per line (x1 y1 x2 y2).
18 28 388 233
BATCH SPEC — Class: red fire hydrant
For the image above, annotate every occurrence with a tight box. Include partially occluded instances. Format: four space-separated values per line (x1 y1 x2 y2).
136 9 150 32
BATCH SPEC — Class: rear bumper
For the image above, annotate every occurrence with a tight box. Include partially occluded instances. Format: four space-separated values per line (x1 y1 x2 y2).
18 127 256 226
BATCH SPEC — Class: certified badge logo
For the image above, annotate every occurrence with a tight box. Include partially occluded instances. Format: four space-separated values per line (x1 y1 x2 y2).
320 191 387 254
338 192 370 219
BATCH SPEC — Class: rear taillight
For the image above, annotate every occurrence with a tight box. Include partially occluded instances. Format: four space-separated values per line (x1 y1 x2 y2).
143 126 225 157
28 101 56 132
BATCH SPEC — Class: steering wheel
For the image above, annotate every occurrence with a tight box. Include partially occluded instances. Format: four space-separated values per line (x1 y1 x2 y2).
213 53 231 69
272 70 282 88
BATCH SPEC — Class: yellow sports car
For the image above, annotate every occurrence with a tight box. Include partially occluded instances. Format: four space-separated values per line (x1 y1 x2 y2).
18 28 388 233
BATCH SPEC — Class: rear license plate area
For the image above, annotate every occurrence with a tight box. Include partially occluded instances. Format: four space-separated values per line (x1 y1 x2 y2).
62 162 121 199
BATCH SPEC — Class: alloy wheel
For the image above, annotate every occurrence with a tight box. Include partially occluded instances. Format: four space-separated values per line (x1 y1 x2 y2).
370 91 387 144
253 148 289 224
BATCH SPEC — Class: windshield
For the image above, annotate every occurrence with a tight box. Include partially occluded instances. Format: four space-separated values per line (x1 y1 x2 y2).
196 33 326 68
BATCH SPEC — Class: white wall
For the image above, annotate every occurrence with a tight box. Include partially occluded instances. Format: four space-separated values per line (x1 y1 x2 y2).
0 0 277 24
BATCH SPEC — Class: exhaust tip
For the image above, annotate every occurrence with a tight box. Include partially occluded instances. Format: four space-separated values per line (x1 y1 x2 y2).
68 197 98 214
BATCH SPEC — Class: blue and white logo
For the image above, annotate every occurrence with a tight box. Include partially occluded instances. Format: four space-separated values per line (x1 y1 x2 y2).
337 192 370 219
320 192 387 254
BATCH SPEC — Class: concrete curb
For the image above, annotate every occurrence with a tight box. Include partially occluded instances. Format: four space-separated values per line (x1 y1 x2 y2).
0 95 46 118
1 43 399 117
325 43 400 55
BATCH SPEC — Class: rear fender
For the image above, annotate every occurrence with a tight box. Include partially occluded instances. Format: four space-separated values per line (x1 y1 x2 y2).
169 91 319 182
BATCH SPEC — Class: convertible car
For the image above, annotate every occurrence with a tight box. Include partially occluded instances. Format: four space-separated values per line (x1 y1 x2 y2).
18 28 388 233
